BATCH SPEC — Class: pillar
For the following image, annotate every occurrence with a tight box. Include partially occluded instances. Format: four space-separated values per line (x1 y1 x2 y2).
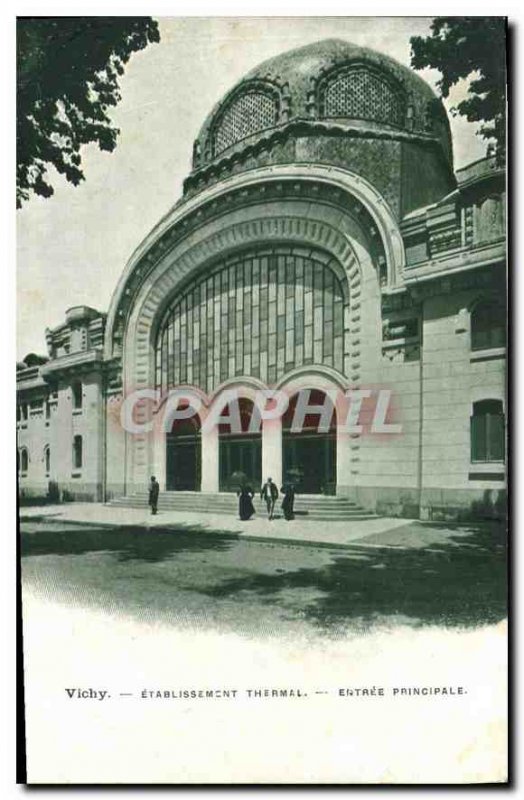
152 427 166 491
201 424 219 492
336 424 353 497
262 418 282 488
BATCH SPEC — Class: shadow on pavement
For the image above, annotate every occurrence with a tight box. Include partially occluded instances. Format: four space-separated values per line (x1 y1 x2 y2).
20 523 238 562
196 522 508 629
20 520 507 630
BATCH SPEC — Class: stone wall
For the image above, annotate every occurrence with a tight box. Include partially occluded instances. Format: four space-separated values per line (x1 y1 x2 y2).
18 369 105 502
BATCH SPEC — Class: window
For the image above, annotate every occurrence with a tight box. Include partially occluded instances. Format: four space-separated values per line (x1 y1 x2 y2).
319 66 405 127
20 448 29 474
155 246 348 394
72 381 83 410
213 89 279 155
73 435 83 471
471 301 506 351
44 445 50 476
45 398 51 421
471 400 505 463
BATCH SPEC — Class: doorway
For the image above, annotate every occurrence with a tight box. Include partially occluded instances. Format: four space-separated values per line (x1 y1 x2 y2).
166 415 201 491
282 390 336 494
219 398 262 491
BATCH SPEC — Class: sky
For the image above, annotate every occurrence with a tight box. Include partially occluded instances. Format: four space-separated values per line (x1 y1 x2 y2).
16 16 487 359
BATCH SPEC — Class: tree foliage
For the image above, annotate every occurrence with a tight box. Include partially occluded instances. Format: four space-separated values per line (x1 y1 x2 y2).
17 17 160 207
411 17 506 161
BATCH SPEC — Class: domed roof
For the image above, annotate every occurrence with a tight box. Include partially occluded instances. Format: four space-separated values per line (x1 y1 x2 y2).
191 38 452 172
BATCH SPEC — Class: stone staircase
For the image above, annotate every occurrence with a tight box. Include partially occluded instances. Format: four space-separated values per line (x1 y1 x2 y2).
107 491 377 521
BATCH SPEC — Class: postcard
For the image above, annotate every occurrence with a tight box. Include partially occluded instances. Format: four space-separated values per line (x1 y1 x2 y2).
17 16 508 784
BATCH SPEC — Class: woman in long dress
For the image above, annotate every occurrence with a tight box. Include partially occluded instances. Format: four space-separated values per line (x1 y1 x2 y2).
280 483 296 521
237 484 256 520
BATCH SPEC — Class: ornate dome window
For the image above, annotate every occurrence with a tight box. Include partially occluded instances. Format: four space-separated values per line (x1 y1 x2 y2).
212 85 280 156
319 65 406 128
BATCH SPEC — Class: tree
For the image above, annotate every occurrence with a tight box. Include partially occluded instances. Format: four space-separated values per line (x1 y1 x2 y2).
410 17 506 162
17 17 160 208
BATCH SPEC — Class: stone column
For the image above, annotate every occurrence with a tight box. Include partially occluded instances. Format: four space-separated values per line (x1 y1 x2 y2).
336 425 353 498
262 418 282 488
201 424 219 492
152 427 166 491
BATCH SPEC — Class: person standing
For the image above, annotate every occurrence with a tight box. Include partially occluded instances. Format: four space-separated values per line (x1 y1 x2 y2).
260 477 279 520
280 482 296 521
237 484 256 521
148 475 160 515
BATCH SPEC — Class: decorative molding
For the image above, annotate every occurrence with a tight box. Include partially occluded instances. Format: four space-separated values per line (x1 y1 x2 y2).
40 349 104 381
105 164 405 360
187 119 446 193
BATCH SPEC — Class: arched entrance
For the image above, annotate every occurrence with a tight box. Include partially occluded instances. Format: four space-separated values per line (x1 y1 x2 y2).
219 398 262 491
166 411 201 491
282 390 336 494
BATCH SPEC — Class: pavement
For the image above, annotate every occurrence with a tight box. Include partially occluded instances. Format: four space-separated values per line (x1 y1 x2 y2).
19 501 504 552
19 502 415 550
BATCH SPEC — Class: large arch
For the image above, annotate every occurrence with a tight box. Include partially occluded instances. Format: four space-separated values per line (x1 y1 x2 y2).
105 164 405 361
107 165 400 492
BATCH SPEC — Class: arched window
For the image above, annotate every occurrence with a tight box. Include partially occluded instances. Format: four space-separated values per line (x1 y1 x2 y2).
73 435 83 470
319 65 405 127
155 246 348 395
72 381 83 410
471 400 505 463
471 301 506 351
44 445 50 476
212 88 279 155
20 448 29 474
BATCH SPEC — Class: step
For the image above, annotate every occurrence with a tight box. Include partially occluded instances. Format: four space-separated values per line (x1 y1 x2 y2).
109 502 370 516
111 492 358 506
109 498 361 511
106 506 376 522
106 494 376 521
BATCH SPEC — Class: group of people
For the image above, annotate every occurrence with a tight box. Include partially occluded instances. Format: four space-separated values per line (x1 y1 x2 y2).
147 474 296 521
238 477 295 522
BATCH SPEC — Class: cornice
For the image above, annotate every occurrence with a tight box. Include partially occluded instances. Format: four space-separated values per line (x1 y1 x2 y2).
404 241 506 285
186 118 446 194
40 348 104 380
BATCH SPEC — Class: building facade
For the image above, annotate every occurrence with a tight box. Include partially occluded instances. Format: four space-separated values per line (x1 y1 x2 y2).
17 39 506 520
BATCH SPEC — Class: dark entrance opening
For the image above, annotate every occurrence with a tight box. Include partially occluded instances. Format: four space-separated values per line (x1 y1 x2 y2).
166 412 201 491
282 390 336 494
219 398 262 492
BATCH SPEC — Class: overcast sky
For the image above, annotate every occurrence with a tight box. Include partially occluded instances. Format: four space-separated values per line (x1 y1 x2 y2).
16 16 487 359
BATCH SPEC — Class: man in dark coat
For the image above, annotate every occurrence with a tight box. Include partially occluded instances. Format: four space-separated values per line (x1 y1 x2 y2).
148 476 160 515
260 477 279 520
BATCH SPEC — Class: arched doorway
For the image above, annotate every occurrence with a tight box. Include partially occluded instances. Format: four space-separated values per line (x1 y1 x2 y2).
166 411 201 491
282 390 336 494
219 398 262 491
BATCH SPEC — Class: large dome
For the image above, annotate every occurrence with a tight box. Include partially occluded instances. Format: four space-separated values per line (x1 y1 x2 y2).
190 38 452 174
